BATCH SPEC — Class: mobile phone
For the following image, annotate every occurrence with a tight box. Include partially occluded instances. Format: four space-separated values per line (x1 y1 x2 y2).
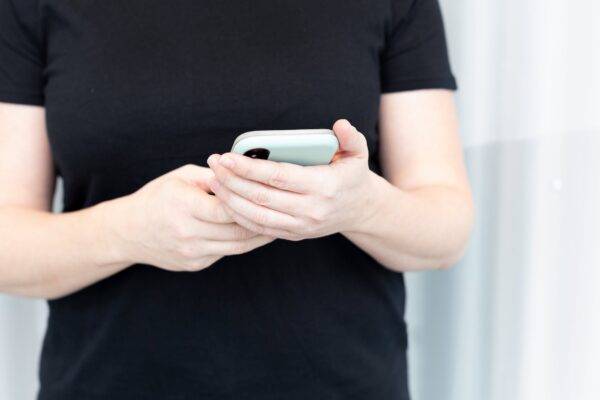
231 129 339 166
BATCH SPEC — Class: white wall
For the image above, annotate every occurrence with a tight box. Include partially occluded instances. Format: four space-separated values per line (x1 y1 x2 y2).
405 1 600 399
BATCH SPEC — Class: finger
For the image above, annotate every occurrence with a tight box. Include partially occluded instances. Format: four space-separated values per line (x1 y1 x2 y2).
195 220 259 241
208 155 307 215
179 185 234 223
211 152 325 194
205 234 275 256
208 177 302 231
332 119 369 158
166 164 215 192
221 203 301 241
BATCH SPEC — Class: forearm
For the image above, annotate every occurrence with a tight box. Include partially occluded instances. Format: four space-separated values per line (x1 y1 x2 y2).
343 172 474 272
0 200 129 299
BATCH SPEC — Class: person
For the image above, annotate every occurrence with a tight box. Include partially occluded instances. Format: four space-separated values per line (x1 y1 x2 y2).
0 0 474 399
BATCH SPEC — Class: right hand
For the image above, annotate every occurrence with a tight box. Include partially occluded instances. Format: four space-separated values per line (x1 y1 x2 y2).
105 164 274 272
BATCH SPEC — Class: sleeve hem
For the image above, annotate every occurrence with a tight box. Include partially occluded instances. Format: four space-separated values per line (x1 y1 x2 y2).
381 76 458 93
0 90 44 106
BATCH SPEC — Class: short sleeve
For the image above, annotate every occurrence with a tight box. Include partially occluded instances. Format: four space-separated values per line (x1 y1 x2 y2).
381 0 457 93
0 0 45 105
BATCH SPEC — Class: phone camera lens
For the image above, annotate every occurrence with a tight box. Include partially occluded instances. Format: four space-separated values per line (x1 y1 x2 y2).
243 148 270 160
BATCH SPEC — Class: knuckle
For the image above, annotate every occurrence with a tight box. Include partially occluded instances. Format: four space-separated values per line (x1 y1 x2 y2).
182 260 205 272
254 211 270 226
214 182 230 199
268 167 288 188
227 241 249 255
173 164 199 180
219 170 233 186
164 181 190 203
163 177 183 193
180 262 197 272
232 224 252 240
180 164 197 173
239 162 251 177
308 208 327 223
299 223 317 236
322 180 339 199
172 223 191 240
285 233 304 242
212 204 230 223
247 221 266 235
231 158 250 177
252 190 270 206
176 243 197 259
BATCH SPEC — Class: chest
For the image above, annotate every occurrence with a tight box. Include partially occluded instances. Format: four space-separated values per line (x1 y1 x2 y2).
41 0 391 175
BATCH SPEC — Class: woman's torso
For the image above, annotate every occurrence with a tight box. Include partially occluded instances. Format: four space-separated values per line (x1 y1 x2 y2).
34 1 409 398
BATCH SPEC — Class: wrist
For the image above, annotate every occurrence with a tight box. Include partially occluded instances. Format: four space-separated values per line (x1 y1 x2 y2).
88 197 136 268
344 171 393 235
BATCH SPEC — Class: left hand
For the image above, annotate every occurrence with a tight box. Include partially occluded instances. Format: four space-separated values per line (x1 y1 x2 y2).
206 119 380 241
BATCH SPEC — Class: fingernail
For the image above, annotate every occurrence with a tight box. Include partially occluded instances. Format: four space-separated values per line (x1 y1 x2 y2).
220 155 235 169
207 154 220 166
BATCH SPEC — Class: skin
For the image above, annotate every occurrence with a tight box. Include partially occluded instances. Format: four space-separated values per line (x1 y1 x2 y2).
0 105 273 299
0 89 473 299
207 90 474 271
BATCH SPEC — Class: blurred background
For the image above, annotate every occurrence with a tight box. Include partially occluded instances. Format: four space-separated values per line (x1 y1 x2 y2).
1 0 599 399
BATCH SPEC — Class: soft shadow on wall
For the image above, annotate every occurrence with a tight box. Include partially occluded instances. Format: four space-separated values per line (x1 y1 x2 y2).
406 0 600 399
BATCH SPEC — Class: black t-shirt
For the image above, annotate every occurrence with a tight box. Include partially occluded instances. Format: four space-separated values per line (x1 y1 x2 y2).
0 1 456 399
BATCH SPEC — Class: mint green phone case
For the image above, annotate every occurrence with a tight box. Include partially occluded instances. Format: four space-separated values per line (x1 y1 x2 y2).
231 129 339 166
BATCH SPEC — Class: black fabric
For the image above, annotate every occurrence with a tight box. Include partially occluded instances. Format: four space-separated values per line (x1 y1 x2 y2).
0 1 455 399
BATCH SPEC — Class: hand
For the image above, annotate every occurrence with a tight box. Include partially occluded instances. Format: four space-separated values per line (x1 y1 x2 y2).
106 164 274 272
206 120 379 241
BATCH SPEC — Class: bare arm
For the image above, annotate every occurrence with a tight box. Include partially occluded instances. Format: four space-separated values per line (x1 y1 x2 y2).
343 90 474 270
0 103 272 299
0 103 127 299
207 90 474 272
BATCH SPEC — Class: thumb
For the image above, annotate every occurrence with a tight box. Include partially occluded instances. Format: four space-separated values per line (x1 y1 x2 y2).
168 164 215 192
332 119 368 158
